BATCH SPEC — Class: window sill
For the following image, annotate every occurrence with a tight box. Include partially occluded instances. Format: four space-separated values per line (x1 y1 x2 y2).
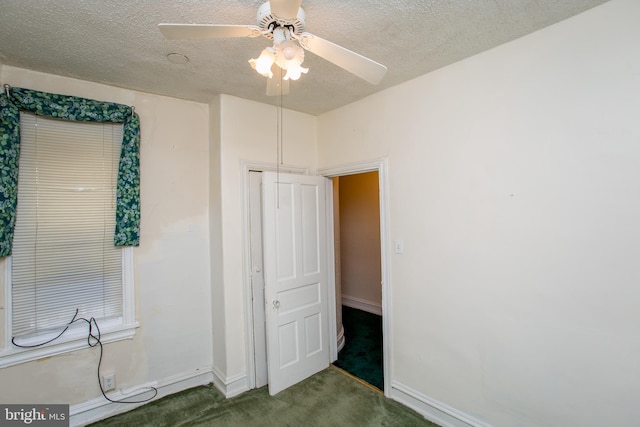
0 321 139 369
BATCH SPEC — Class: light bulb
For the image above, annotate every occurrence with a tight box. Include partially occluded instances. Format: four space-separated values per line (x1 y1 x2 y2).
249 48 275 78
282 45 296 60
273 40 309 81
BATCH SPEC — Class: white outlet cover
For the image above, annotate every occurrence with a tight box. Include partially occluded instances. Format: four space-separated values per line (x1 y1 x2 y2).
102 373 116 391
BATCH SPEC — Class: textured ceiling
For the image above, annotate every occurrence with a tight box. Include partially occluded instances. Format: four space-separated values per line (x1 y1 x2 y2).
0 0 609 115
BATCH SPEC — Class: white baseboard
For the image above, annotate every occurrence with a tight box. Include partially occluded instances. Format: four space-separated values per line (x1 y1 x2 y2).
69 366 489 427
70 367 214 426
211 366 249 398
342 295 382 316
390 381 492 427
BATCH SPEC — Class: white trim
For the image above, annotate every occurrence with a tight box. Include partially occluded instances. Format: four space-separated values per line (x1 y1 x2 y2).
318 159 382 177
225 373 249 398
342 294 382 316
70 367 214 427
242 169 257 391
2 257 11 352
390 381 493 427
122 247 135 325
241 161 308 176
0 322 138 368
325 177 338 362
211 366 250 398
318 158 392 395
240 161 309 391
336 324 346 352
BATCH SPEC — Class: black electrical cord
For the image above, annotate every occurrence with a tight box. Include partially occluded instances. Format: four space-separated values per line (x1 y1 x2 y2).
12 309 158 404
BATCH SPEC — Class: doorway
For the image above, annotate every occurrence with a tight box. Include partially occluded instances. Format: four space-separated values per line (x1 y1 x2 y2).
332 171 384 391
247 168 335 394
244 160 390 395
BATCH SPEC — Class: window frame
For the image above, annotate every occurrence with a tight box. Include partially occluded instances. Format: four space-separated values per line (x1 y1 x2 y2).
0 113 138 368
0 248 137 368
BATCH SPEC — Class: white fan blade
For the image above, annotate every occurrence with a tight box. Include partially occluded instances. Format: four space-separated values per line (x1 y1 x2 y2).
159 24 261 40
266 68 290 96
269 0 302 20
300 33 387 85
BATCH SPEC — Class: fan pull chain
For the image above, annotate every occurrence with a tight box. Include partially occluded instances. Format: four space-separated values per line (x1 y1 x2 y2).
279 83 284 166
276 72 282 208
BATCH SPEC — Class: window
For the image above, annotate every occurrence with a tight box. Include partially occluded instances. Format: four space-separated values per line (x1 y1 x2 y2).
0 113 136 367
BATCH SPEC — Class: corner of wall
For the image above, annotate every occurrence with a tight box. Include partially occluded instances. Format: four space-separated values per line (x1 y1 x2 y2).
211 366 249 398
208 94 228 380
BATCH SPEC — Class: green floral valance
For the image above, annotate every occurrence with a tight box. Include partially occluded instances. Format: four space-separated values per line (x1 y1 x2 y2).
0 86 140 257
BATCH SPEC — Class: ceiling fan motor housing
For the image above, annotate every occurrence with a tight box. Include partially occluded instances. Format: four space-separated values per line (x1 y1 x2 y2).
257 1 306 39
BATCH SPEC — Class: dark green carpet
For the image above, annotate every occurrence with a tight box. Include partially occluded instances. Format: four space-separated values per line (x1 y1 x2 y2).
90 366 437 427
334 306 384 391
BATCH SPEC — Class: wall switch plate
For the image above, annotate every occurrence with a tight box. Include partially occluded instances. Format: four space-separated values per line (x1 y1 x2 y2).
395 239 404 254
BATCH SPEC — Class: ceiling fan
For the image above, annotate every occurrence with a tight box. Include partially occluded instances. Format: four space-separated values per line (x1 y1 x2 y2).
158 0 387 95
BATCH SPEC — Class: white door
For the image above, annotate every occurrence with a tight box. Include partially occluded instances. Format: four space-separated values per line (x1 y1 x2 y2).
262 171 330 395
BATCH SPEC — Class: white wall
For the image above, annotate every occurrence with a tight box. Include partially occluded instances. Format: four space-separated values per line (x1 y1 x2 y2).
0 67 213 410
2 0 638 424
0 67 318 409
209 94 317 391
318 0 640 425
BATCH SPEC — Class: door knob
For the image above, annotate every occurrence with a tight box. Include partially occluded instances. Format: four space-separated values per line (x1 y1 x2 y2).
273 300 280 309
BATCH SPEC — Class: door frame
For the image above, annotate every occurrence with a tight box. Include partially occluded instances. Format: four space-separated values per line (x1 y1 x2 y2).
318 158 391 395
241 161 338 391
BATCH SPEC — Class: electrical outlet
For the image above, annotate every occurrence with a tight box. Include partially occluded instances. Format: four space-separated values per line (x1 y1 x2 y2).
102 372 116 392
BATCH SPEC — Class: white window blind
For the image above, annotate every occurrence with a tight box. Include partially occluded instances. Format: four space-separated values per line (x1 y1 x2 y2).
11 112 124 338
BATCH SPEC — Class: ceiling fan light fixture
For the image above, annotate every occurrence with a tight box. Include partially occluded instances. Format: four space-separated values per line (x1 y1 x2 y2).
160 0 388 89
283 62 308 80
275 40 303 66
273 39 307 80
249 48 276 78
